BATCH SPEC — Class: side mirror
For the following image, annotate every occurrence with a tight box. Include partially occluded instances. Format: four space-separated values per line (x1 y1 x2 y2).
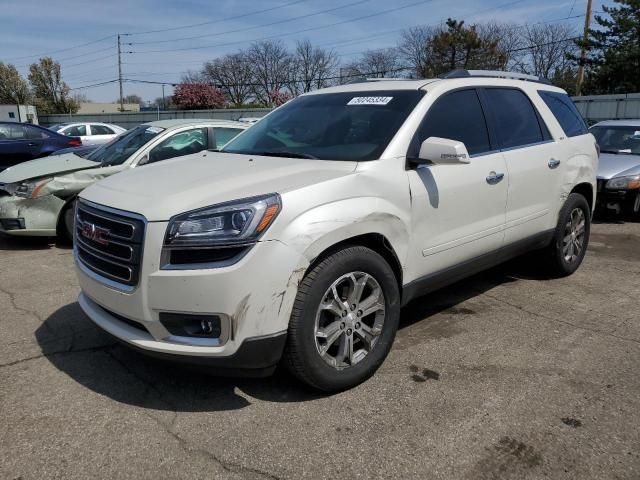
411 137 471 166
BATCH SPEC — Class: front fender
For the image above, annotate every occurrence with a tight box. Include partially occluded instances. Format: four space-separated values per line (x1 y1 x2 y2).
276 196 410 266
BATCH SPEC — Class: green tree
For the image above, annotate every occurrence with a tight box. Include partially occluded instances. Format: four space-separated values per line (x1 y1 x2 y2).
0 62 30 104
28 57 79 114
427 19 507 76
581 0 640 94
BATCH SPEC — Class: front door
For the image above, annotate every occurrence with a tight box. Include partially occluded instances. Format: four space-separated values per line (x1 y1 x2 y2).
407 88 508 278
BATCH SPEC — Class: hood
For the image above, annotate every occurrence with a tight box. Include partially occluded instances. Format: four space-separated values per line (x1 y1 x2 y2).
597 152 640 180
0 153 98 183
80 152 358 221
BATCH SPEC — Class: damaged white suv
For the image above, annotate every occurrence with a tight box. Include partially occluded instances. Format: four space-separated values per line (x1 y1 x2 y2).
75 71 597 391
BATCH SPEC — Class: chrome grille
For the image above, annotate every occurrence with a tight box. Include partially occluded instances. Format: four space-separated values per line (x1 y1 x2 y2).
75 200 145 288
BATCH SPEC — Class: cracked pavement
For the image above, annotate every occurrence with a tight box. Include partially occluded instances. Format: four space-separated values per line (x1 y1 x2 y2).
1 220 640 479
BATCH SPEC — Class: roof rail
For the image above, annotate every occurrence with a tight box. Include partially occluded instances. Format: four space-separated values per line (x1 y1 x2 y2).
440 69 552 85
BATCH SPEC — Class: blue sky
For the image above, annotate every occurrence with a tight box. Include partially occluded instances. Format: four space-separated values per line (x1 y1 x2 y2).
0 0 613 103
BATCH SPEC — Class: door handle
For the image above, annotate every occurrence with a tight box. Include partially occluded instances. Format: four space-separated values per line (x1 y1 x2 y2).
548 159 561 169
486 172 504 185
27 142 37 147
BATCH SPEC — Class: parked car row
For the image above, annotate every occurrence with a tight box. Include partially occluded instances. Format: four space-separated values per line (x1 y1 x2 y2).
0 119 247 238
0 70 636 392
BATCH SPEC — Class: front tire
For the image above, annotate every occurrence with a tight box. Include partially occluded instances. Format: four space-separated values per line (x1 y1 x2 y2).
544 193 591 277
283 246 400 392
58 201 76 243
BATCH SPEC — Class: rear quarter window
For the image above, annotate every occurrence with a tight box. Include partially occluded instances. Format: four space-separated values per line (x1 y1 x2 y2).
538 90 588 138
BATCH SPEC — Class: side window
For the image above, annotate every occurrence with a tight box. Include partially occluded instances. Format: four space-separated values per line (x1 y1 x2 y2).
91 124 115 135
24 126 49 139
62 124 87 137
414 89 491 156
483 88 545 149
147 128 208 164
214 127 244 149
538 90 588 137
0 125 27 140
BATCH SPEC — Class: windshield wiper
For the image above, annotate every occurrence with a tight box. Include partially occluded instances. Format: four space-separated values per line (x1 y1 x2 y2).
258 150 318 159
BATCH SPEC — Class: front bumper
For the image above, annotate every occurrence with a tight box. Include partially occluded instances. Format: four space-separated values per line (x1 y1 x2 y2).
596 181 640 213
76 219 308 370
0 194 63 236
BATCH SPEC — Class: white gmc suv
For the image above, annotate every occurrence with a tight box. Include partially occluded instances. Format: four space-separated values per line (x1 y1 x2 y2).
74 71 598 391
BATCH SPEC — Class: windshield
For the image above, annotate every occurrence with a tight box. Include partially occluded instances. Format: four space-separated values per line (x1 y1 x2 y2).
591 126 640 155
85 125 165 166
221 90 425 161
49 124 65 132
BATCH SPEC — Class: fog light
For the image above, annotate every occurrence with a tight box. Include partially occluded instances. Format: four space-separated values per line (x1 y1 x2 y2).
159 312 222 338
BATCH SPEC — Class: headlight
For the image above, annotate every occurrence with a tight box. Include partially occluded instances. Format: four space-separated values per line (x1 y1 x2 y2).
164 193 281 248
13 179 52 199
606 175 640 190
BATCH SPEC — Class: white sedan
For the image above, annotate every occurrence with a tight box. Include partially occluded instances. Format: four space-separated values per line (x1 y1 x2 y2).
48 122 127 145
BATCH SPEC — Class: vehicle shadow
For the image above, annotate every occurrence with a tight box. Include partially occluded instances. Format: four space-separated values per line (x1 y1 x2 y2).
35 255 551 413
0 234 73 251
0 234 54 251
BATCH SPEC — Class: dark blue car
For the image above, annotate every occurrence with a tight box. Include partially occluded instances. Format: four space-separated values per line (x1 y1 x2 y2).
0 122 82 171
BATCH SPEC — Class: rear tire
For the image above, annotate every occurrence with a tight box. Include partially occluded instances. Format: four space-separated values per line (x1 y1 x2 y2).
283 246 400 392
543 193 591 277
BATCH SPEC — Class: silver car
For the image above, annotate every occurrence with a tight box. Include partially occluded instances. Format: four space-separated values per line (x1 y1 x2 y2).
591 120 640 215
48 122 127 145
0 119 247 239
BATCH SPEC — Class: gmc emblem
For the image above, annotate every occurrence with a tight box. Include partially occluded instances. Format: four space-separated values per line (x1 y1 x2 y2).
80 221 110 246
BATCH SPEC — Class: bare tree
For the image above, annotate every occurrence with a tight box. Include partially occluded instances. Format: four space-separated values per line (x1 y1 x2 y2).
345 48 405 80
287 39 338 95
202 52 254 107
477 22 525 71
181 69 205 84
398 26 434 78
246 40 292 106
521 23 577 78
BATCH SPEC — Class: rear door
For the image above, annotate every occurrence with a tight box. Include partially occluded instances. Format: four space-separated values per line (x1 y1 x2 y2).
88 124 118 145
0 124 36 169
60 124 89 145
407 88 508 275
480 87 558 245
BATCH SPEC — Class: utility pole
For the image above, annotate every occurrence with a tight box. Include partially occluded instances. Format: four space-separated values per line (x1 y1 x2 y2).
575 0 593 96
117 34 124 112
161 84 166 110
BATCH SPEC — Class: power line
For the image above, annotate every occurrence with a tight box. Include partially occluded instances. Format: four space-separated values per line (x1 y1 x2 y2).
128 0 371 46
3 34 115 62
129 0 436 54
124 0 310 36
69 79 119 91
63 53 119 69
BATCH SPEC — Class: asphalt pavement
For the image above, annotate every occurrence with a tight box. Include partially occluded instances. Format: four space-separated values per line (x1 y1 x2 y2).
1 218 639 479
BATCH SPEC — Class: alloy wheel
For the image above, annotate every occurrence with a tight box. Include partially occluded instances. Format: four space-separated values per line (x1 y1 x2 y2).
314 271 386 369
562 207 586 263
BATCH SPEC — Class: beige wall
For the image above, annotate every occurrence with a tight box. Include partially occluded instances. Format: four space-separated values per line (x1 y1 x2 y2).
77 102 140 114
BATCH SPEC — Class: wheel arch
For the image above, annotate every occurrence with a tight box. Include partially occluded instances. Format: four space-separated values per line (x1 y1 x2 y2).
570 182 594 213
304 232 404 292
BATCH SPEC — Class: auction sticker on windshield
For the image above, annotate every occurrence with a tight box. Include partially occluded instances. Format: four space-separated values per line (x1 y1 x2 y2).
347 96 393 106
145 126 164 134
